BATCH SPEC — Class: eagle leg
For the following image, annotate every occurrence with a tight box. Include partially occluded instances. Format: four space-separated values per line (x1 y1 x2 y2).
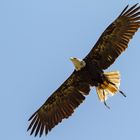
119 90 126 97
104 101 110 109
105 78 126 98
103 90 110 109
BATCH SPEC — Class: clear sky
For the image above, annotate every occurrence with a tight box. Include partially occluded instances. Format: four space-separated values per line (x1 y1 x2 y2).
0 0 140 140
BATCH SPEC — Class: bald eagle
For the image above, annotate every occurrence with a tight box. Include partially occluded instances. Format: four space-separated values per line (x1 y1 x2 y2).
27 4 140 137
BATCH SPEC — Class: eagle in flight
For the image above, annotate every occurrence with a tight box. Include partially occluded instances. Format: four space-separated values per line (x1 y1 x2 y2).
27 4 140 137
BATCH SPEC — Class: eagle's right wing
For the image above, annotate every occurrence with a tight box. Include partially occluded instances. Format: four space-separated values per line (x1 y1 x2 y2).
27 71 90 137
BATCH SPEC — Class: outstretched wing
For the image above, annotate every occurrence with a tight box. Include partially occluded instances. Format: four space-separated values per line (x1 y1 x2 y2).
85 4 140 70
27 71 90 137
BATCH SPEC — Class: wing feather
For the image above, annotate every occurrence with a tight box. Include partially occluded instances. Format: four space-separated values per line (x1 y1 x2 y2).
39 122 44 137
85 4 140 69
27 71 90 137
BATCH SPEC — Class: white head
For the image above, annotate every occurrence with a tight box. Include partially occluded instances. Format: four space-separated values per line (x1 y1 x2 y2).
70 57 86 71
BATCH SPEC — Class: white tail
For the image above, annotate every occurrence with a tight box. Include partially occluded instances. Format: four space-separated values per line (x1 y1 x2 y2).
96 71 121 102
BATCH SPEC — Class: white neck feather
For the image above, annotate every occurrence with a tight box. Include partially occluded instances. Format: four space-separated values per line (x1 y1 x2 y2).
70 57 86 71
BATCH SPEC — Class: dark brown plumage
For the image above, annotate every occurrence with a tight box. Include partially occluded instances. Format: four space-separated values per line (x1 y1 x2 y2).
85 4 140 69
27 4 140 137
28 70 92 137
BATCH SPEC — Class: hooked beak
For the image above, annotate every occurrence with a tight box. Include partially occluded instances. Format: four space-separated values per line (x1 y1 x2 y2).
70 57 74 61
70 57 76 62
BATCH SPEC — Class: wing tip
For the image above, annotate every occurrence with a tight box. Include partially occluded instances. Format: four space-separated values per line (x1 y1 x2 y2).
119 4 129 16
119 3 140 17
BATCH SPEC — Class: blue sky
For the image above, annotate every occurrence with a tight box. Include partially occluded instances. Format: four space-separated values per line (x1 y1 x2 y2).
0 0 140 140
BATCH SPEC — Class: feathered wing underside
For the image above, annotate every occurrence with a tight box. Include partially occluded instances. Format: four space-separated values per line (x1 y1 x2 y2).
27 71 90 137
85 4 140 70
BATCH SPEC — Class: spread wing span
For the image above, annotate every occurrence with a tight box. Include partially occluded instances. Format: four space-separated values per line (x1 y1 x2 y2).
27 71 90 137
85 4 140 69
27 4 140 137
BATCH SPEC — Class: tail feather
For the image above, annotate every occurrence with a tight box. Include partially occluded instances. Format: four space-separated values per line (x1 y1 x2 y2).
96 71 121 102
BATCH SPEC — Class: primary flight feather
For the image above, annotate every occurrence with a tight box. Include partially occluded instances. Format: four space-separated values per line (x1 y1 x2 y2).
27 4 140 137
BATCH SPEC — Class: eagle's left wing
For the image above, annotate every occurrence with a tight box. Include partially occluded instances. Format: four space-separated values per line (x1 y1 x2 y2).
85 4 140 70
27 71 90 137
